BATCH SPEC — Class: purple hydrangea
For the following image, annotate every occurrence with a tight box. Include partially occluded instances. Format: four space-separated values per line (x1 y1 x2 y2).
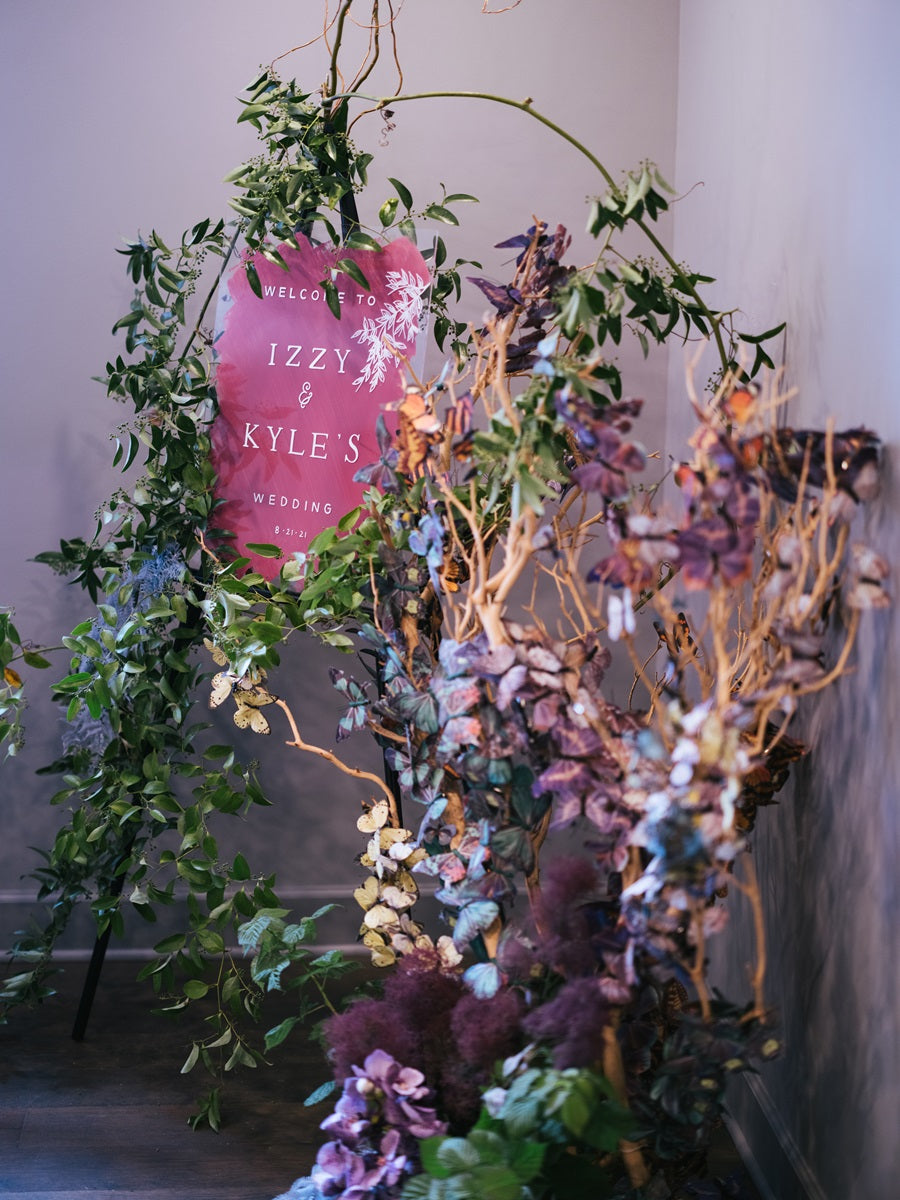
314 1051 445 1200
312 1130 409 1200
348 1050 445 1139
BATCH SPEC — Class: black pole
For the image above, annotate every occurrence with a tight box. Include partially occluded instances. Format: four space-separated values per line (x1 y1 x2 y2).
71 922 115 1042
71 838 134 1041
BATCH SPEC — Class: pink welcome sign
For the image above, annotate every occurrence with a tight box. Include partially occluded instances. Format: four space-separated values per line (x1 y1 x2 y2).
211 234 430 578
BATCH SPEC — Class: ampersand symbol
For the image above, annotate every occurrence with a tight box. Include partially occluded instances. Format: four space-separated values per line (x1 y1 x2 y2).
298 382 313 408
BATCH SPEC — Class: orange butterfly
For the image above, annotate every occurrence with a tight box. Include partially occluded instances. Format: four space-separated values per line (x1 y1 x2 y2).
394 387 442 479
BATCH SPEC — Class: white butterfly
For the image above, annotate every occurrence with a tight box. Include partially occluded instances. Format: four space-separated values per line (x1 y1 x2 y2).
607 588 636 642
209 671 236 708
357 799 391 833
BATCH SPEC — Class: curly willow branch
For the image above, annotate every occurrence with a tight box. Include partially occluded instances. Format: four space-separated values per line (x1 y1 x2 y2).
274 697 400 825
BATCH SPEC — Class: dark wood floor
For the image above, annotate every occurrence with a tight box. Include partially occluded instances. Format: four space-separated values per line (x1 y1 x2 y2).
0 957 334 1199
1 958 762 1200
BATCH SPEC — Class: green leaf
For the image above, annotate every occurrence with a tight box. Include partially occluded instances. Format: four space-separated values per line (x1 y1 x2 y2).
499 1084 541 1138
224 1042 258 1071
419 1136 452 1180
437 1138 482 1174
22 650 51 669
180 1043 200 1074
189 1087 222 1132
111 310 142 333
471 1164 520 1200
323 278 342 319
424 204 459 226
337 506 362 532
508 1140 545 1183
285 169 307 205
736 321 786 344
196 929 225 954
388 177 414 210
304 1078 338 1107
400 1178 433 1200
154 932 186 954
231 853 251 881
265 1015 300 1051
379 196 400 226
183 979 209 1000
561 1088 592 1137
246 261 262 298
335 258 371 291
346 230 381 253
244 542 283 558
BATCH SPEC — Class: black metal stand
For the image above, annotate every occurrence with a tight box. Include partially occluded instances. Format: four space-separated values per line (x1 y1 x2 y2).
71 922 116 1041
72 840 133 1041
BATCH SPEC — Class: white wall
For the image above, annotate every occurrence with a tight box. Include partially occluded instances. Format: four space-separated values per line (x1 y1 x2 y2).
0 1 679 945
671 3 900 1197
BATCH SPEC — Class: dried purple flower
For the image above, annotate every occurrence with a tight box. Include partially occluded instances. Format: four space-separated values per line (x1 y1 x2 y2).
349 1050 445 1139
312 1128 410 1200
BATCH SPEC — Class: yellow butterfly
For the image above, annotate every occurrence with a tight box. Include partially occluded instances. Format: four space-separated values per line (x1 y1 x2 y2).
363 903 398 931
203 638 229 668
353 876 381 912
360 928 396 967
233 703 271 735
234 681 275 708
357 799 391 833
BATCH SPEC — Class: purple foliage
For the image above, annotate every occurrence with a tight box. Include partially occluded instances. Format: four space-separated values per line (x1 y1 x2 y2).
323 954 465 1090
431 989 527 1129
322 952 529 1133
450 989 524 1075
530 856 605 978
522 977 612 1069
468 224 574 370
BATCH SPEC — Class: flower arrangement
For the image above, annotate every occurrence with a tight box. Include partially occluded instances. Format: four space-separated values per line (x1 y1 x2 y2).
254 230 885 1196
0 5 889 1198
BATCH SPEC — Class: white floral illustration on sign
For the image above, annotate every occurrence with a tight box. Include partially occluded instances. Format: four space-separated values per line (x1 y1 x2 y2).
352 269 428 391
